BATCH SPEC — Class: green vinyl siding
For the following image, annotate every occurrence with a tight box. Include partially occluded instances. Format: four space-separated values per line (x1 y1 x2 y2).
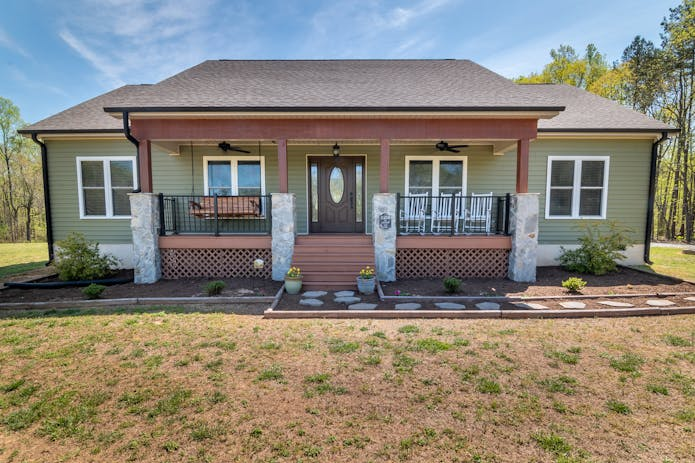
46 138 651 245
45 139 135 244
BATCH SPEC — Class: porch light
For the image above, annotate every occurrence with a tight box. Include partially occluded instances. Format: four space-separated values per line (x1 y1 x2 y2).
332 143 341 158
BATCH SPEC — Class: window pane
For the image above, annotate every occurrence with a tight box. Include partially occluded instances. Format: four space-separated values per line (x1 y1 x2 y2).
581 161 604 187
238 187 261 196
110 160 133 188
580 189 602 216
208 161 231 191
329 167 344 203
83 189 106 215
439 161 462 190
238 161 261 190
550 160 574 187
112 189 131 215
355 163 363 222
408 161 432 194
310 163 318 222
81 161 104 187
209 187 232 196
549 189 572 216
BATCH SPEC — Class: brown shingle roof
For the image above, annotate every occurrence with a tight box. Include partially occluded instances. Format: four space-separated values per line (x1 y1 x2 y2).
102 60 563 111
21 60 675 134
531 83 675 132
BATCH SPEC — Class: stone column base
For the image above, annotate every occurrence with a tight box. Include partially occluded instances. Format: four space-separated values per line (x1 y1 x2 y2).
373 193 397 282
271 193 296 281
508 193 539 282
128 193 161 284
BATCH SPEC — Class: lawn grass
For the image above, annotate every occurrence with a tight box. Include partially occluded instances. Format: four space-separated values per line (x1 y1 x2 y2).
0 310 693 462
643 246 695 281
0 242 48 279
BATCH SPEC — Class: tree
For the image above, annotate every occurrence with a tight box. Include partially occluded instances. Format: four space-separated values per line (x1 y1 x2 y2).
0 97 24 241
516 44 608 90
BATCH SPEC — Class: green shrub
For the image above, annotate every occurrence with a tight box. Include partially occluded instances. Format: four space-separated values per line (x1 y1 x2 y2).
204 280 226 296
442 277 461 294
82 283 106 300
55 232 117 281
561 277 587 293
558 222 632 275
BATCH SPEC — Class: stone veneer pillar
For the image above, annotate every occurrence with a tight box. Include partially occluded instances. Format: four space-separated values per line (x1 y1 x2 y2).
372 193 397 282
508 193 539 282
271 193 296 281
128 192 161 284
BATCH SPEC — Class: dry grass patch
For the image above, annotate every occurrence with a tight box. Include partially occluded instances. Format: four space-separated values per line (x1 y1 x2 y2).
0 309 693 462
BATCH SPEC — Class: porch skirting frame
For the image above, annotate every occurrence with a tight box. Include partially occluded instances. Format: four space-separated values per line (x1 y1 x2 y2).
396 236 511 279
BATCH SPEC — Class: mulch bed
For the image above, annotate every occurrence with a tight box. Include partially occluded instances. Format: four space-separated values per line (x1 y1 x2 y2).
381 266 695 298
0 270 281 303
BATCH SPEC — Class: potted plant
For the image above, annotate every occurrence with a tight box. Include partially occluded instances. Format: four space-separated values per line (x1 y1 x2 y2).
285 266 303 294
356 265 376 295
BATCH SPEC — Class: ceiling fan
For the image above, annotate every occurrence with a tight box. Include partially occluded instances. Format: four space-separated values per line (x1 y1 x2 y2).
218 141 250 153
435 140 469 153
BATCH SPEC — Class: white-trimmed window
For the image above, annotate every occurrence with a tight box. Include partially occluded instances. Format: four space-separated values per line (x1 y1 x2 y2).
404 156 467 196
545 156 609 219
203 156 265 196
76 156 136 219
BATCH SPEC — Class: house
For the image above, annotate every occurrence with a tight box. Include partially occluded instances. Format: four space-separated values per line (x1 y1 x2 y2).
19 60 676 288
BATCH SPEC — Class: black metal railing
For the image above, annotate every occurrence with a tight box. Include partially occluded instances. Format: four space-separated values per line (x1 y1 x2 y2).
396 193 510 236
159 194 272 235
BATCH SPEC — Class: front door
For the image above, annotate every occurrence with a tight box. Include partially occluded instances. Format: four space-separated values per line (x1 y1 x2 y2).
309 156 365 233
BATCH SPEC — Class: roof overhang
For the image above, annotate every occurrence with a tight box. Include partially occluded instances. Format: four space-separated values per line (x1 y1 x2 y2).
105 107 565 120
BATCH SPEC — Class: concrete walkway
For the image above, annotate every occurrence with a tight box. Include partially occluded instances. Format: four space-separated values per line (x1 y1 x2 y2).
652 242 695 251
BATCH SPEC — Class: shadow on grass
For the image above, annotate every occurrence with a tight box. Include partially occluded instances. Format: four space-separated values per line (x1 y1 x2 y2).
0 304 267 320
0 261 47 279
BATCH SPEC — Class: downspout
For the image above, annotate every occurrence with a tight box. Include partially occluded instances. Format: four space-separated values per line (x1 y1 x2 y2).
30 133 54 263
644 131 669 264
122 111 141 193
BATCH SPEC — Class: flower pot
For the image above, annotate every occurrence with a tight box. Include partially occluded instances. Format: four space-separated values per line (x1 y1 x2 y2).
356 277 375 295
284 277 303 295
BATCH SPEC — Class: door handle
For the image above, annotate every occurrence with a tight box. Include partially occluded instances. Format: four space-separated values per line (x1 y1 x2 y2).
349 192 354 208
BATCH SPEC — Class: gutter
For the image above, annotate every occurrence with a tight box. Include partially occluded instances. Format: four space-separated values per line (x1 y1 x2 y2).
644 131 670 264
122 111 141 193
29 134 54 263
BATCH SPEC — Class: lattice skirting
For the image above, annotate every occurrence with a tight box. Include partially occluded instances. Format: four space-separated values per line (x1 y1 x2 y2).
397 248 509 279
161 248 272 279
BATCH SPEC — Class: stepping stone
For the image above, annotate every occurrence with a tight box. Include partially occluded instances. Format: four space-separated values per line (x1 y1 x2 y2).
237 288 255 295
348 303 378 310
684 296 695 302
335 290 355 297
299 298 324 307
475 302 500 310
302 290 327 298
646 299 675 307
334 296 361 304
598 300 634 308
395 303 421 310
435 302 466 310
513 302 549 310
559 301 586 309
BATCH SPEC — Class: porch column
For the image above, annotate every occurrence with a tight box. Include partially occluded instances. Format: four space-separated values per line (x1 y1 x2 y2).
379 138 390 193
128 192 161 284
515 138 530 193
373 193 397 282
271 193 296 281
277 138 288 193
138 139 153 193
508 193 539 282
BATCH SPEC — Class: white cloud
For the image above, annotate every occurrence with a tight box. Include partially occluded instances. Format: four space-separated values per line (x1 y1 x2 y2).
0 27 31 59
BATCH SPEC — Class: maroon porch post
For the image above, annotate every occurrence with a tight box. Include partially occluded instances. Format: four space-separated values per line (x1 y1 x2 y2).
138 139 153 193
380 138 390 193
277 138 288 193
516 138 530 194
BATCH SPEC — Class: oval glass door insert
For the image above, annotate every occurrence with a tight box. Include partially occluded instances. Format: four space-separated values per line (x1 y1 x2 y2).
329 167 345 203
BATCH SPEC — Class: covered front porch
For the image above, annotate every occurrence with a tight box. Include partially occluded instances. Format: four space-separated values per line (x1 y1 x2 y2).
126 116 539 285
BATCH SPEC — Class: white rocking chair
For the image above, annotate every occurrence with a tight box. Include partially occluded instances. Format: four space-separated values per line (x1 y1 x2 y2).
399 194 429 234
430 193 463 234
464 192 493 234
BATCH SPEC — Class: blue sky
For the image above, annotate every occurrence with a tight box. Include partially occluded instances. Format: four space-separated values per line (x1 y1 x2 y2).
0 0 678 124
